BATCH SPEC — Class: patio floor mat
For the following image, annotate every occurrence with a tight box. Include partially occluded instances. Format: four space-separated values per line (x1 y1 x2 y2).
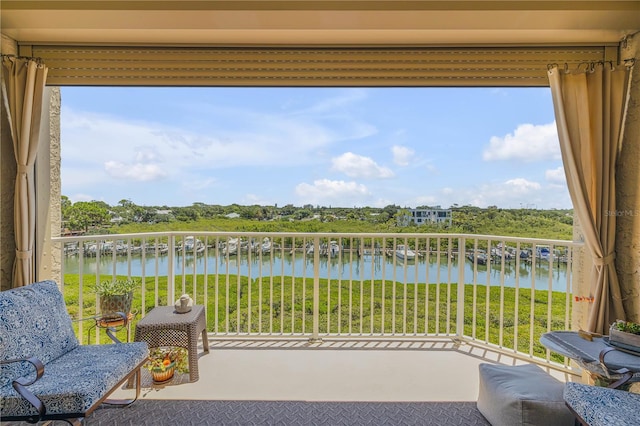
84 399 490 425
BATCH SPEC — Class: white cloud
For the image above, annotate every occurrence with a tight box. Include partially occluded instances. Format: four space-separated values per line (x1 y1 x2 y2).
62 100 375 172
504 178 542 193
243 193 272 205
181 177 216 192
372 197 394 208
135 148 163 163
392 145 414 166
483 122 560 162
435 178 571 209
61 101 379 203
295 179 370 206
545 166 566 184
331 152 394 179
104 161 168 181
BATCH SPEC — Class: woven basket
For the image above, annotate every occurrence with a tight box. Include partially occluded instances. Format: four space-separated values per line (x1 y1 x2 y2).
151 362 176 383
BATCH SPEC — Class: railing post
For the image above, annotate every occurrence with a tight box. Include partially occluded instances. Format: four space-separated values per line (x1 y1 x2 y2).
310 235 322 343
456 237 466 338
167 234 176 307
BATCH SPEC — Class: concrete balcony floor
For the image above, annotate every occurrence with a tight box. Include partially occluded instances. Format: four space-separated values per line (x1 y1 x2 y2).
117 337 577 402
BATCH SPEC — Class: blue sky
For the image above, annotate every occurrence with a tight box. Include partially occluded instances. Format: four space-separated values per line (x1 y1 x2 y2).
60 86 570 209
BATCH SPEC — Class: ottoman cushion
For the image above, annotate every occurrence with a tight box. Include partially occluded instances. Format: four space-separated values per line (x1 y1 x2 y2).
564 382 640 426
477 363 574 426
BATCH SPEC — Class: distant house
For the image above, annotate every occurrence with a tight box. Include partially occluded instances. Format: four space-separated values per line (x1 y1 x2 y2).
109 211 124 223
225 213 240 219
398 207 452 227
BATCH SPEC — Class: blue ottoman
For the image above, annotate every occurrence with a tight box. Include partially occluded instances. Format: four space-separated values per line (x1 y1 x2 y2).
477 363 574 426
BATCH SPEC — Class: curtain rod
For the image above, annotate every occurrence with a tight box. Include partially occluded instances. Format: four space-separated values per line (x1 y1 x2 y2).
547 60 634 73
1 53 44 65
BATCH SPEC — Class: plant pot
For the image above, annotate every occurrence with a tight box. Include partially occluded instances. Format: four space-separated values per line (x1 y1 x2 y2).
99 291 133 320
151 362 176 383
610 326 640 352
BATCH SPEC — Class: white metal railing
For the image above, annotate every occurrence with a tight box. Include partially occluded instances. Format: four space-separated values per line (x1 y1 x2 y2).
53 231 581 366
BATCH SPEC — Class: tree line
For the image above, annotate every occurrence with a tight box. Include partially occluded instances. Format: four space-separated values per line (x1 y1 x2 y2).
61 196 573 240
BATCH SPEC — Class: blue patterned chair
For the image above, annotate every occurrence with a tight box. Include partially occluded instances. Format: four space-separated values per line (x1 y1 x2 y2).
563 382 640 426
0 280 149 424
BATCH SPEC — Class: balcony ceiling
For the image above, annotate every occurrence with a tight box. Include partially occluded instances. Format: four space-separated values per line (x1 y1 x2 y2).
2 0 640 47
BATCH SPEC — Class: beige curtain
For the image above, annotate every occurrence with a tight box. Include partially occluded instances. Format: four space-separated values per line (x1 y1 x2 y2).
548 62 633 334
1 56 48 287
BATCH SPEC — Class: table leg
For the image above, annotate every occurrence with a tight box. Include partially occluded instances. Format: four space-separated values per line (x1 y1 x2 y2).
202 329 210 352
189 331 199 382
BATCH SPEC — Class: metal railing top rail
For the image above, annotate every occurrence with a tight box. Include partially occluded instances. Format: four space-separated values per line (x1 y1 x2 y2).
53 231 582 246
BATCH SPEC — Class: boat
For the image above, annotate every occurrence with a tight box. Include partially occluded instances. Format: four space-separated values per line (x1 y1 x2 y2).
182 236 205 254
222 238 238 256
491 243 513 260
146 243 169 254
467 249 488 265
536 246 551 261
327 240 340 257
396 244 416 261
260 237 272 253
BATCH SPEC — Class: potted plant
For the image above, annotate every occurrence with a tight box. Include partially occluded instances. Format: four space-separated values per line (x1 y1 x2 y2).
610 320 640 351
94 278 138 321
146 346 189 383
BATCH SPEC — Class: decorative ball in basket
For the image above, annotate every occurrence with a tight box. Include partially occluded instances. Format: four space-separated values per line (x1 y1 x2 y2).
146 347 188 384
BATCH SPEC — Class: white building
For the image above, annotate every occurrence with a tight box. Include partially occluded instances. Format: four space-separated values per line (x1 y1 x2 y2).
398 207 452 227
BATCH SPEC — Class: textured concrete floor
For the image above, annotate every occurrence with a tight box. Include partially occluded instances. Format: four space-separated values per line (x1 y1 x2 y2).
114 337 578 402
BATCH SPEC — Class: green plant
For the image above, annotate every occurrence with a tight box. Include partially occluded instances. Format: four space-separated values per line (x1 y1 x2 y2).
146 347 189 373
613 320 640 335
94 278 138 296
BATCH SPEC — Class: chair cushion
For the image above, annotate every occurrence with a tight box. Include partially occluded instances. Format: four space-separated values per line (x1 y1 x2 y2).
0 281 79 388
564 382 640 426
0 341 148 418
477 363 574 426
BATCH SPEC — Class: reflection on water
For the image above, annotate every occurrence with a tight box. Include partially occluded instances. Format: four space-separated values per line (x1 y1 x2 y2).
64 250 570 292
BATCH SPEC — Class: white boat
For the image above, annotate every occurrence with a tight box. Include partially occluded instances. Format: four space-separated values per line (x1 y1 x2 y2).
182 236 205 254
260 237 272 253
536 246 551 261
327 240 340 257
396 245 416 260
222 238 238 256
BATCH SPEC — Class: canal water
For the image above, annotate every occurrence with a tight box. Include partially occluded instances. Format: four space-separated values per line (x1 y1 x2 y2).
63 251 570 292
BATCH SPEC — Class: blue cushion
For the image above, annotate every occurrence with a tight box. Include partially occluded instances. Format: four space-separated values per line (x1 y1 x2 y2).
564 382 640 426
0 341 148 417
0 281 79 388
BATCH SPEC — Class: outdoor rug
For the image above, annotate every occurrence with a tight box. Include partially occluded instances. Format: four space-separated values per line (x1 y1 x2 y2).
82 400 490 425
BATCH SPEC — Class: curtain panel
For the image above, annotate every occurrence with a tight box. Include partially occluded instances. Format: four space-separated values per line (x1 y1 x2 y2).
1 56 48 287
548 62 633 334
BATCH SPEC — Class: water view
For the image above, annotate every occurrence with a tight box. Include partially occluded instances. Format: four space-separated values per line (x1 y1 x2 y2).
64 250 570 292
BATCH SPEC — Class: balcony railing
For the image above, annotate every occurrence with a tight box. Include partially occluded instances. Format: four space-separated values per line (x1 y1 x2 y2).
53 231 581 369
